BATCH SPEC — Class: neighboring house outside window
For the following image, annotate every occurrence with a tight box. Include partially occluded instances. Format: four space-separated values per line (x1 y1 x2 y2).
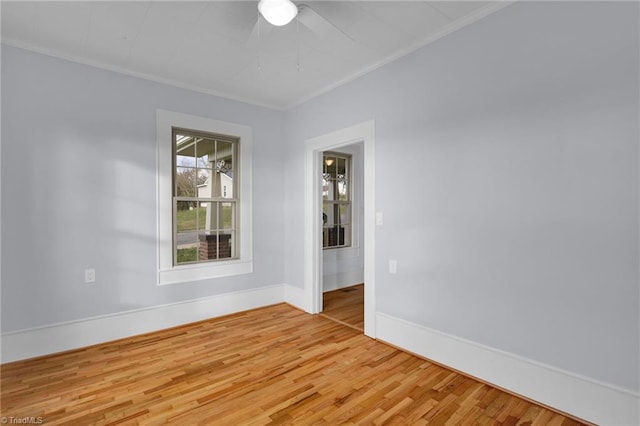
322 152 351 249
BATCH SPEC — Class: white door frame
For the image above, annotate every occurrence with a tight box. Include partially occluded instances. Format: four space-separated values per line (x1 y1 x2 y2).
303 120 376 338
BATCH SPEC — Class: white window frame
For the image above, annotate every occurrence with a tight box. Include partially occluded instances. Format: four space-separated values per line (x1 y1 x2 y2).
322 144 362 262
157 110 252 285
322 151 353 250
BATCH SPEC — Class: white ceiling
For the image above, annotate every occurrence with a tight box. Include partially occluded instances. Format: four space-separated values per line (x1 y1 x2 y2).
1 1 507 109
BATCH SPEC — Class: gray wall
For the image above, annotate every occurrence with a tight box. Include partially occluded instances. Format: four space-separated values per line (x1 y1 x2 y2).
284 1 639 392
1 46 286 331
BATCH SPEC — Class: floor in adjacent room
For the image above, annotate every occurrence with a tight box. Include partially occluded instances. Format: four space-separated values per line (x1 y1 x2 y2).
320 283 364 331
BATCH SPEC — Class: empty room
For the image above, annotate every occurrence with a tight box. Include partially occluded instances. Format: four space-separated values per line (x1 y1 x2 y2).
1 1 638 425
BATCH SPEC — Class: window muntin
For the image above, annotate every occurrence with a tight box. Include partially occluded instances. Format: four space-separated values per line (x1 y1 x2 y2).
173 128 238 265
322 152 351 249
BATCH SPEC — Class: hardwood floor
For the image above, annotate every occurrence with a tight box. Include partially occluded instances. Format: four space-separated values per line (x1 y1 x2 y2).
320 284 364 331
1 304 587 425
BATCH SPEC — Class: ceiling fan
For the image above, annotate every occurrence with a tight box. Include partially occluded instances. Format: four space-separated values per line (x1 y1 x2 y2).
248 0 354 47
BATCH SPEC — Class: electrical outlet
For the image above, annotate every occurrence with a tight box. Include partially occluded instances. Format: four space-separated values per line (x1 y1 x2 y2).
85 268 96 283
376 212 384 226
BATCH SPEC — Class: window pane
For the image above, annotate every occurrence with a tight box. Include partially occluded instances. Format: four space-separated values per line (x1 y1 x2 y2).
197 169 212 199
324 155 337 179
323 225 349 247
326 225 343 247
216 141 233 173
198 231 218 261
220 202 234 229
338 179 348 201
214 141 233 199
339 203 351 225
324 176 334 200
176 200 199 232
220 172 233 199
175 134 197 168
341 224 351 246
176 240 199 264
337 157 346 176
332 204 340 226
328 156 337 178
337 157 348 200
323 202 336 226
322 176 330 200
196 201 217 232
175 167 197 197
195 137 215 169
176 200 199 264
218 231 234 259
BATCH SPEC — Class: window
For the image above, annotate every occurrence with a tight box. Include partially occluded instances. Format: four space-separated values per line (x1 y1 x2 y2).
322 152 351 249
157 110 252 285
173 129 238 265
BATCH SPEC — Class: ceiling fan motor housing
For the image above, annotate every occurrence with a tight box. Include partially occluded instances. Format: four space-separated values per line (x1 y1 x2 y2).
258 0 298 27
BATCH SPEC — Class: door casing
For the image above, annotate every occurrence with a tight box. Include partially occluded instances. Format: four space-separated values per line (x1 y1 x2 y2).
303 120 376 338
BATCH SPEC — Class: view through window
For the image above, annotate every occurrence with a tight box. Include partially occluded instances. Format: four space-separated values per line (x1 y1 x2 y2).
322 152 351 249
173 128 238 265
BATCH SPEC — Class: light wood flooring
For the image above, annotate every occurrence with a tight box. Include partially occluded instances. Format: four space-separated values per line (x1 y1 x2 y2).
320 284 364 331
1 304 587 425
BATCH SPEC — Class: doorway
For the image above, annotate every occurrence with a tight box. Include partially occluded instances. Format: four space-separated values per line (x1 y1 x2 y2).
302 120 376 338
319 146 364 331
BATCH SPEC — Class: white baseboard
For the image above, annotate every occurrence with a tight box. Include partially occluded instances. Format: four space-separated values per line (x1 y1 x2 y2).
376 312 639 426
1 284 284 363
284 283 309 312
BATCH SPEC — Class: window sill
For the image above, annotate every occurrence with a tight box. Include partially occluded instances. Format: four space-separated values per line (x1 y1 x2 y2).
158 259 253 286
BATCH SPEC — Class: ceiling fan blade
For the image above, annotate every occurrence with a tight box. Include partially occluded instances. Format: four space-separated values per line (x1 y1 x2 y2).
245 15 273 48
297 4 356 44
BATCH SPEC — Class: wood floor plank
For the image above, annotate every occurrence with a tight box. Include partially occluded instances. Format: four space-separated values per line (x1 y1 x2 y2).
1 303 588 425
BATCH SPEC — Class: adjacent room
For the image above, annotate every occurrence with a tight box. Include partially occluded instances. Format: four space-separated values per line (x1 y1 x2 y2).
1 1 638 425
